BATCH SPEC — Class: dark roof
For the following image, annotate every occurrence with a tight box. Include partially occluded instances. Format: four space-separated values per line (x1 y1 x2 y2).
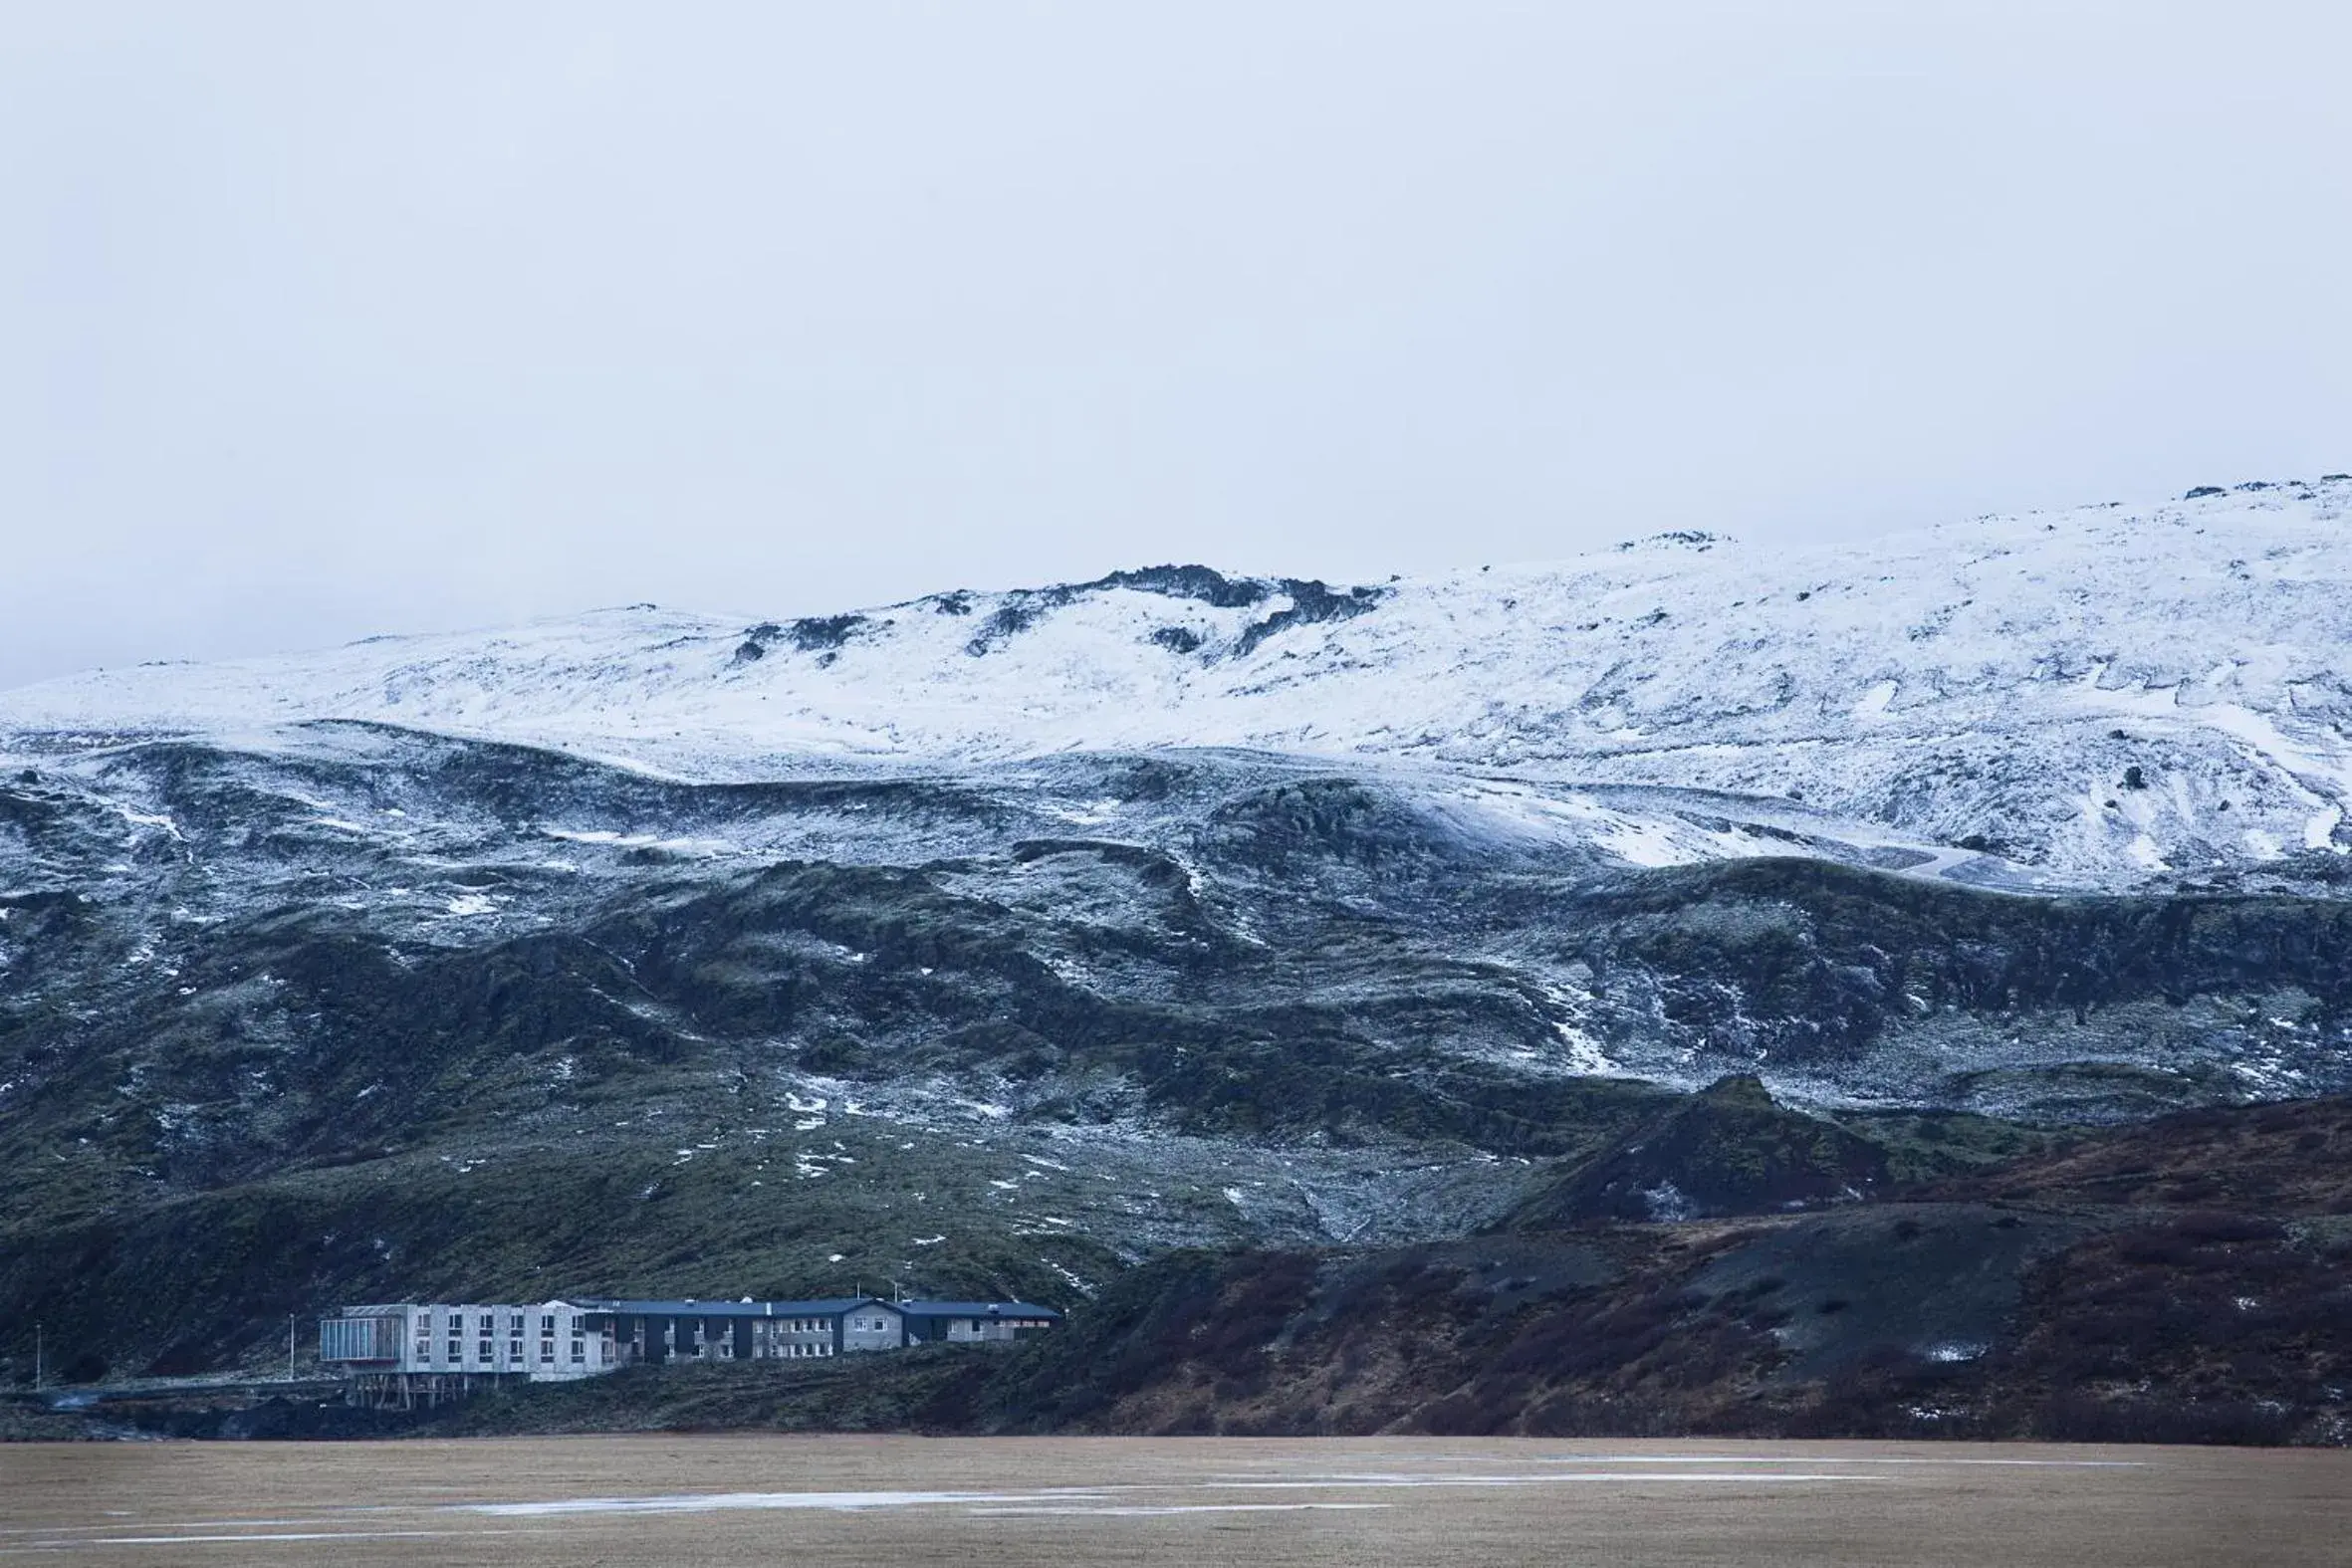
574 1297 892 1317
563 1296 1063 1319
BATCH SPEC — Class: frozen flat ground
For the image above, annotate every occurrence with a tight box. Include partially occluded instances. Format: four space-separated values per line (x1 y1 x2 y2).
1 1437 2344 1566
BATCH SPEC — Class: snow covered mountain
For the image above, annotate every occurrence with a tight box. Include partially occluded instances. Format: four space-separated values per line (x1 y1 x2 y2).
9 480 2352 1383
7 477 2351 892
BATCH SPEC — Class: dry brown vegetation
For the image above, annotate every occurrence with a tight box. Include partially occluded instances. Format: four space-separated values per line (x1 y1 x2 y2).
1926 1096 2352 1215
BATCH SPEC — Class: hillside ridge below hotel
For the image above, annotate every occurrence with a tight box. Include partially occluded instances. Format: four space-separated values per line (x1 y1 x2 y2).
318 1294 1061 1405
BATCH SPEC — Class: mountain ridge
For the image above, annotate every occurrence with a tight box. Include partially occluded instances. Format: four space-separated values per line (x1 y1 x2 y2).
7 478 2352 893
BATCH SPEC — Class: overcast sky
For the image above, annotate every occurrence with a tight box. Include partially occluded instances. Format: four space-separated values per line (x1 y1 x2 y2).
3 3 2347 690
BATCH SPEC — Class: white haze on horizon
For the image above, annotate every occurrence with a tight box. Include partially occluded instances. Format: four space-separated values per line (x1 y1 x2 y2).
3 1 2347 690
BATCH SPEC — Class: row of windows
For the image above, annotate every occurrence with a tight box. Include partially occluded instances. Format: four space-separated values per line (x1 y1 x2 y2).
412 1312 571 1334
412 1334 590 1365
948 1317 1051 1328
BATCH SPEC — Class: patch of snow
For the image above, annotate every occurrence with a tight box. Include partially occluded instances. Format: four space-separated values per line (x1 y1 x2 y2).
1641 1181 1695 1222
1042 1259 1098 1298
113 806 183 840
1851 681 1898 719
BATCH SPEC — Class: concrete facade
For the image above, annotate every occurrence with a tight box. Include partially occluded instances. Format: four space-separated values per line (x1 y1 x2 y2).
319 1301 613 1383
322 1295 1062 1390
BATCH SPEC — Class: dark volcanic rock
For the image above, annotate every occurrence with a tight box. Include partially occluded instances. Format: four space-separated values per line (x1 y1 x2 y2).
1505 1075 1891 1224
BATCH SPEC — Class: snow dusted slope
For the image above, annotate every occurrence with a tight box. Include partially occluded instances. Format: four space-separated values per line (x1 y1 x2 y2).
5 478 2350 891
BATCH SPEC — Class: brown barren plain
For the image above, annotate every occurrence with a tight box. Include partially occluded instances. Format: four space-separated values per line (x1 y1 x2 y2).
1 1437 2345 1566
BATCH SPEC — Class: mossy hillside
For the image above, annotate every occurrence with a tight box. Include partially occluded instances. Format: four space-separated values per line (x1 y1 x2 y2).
0 1123 1127 1384
9 733 2352 1387
1586 858 2352 1067
1504 1075 1893 1225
